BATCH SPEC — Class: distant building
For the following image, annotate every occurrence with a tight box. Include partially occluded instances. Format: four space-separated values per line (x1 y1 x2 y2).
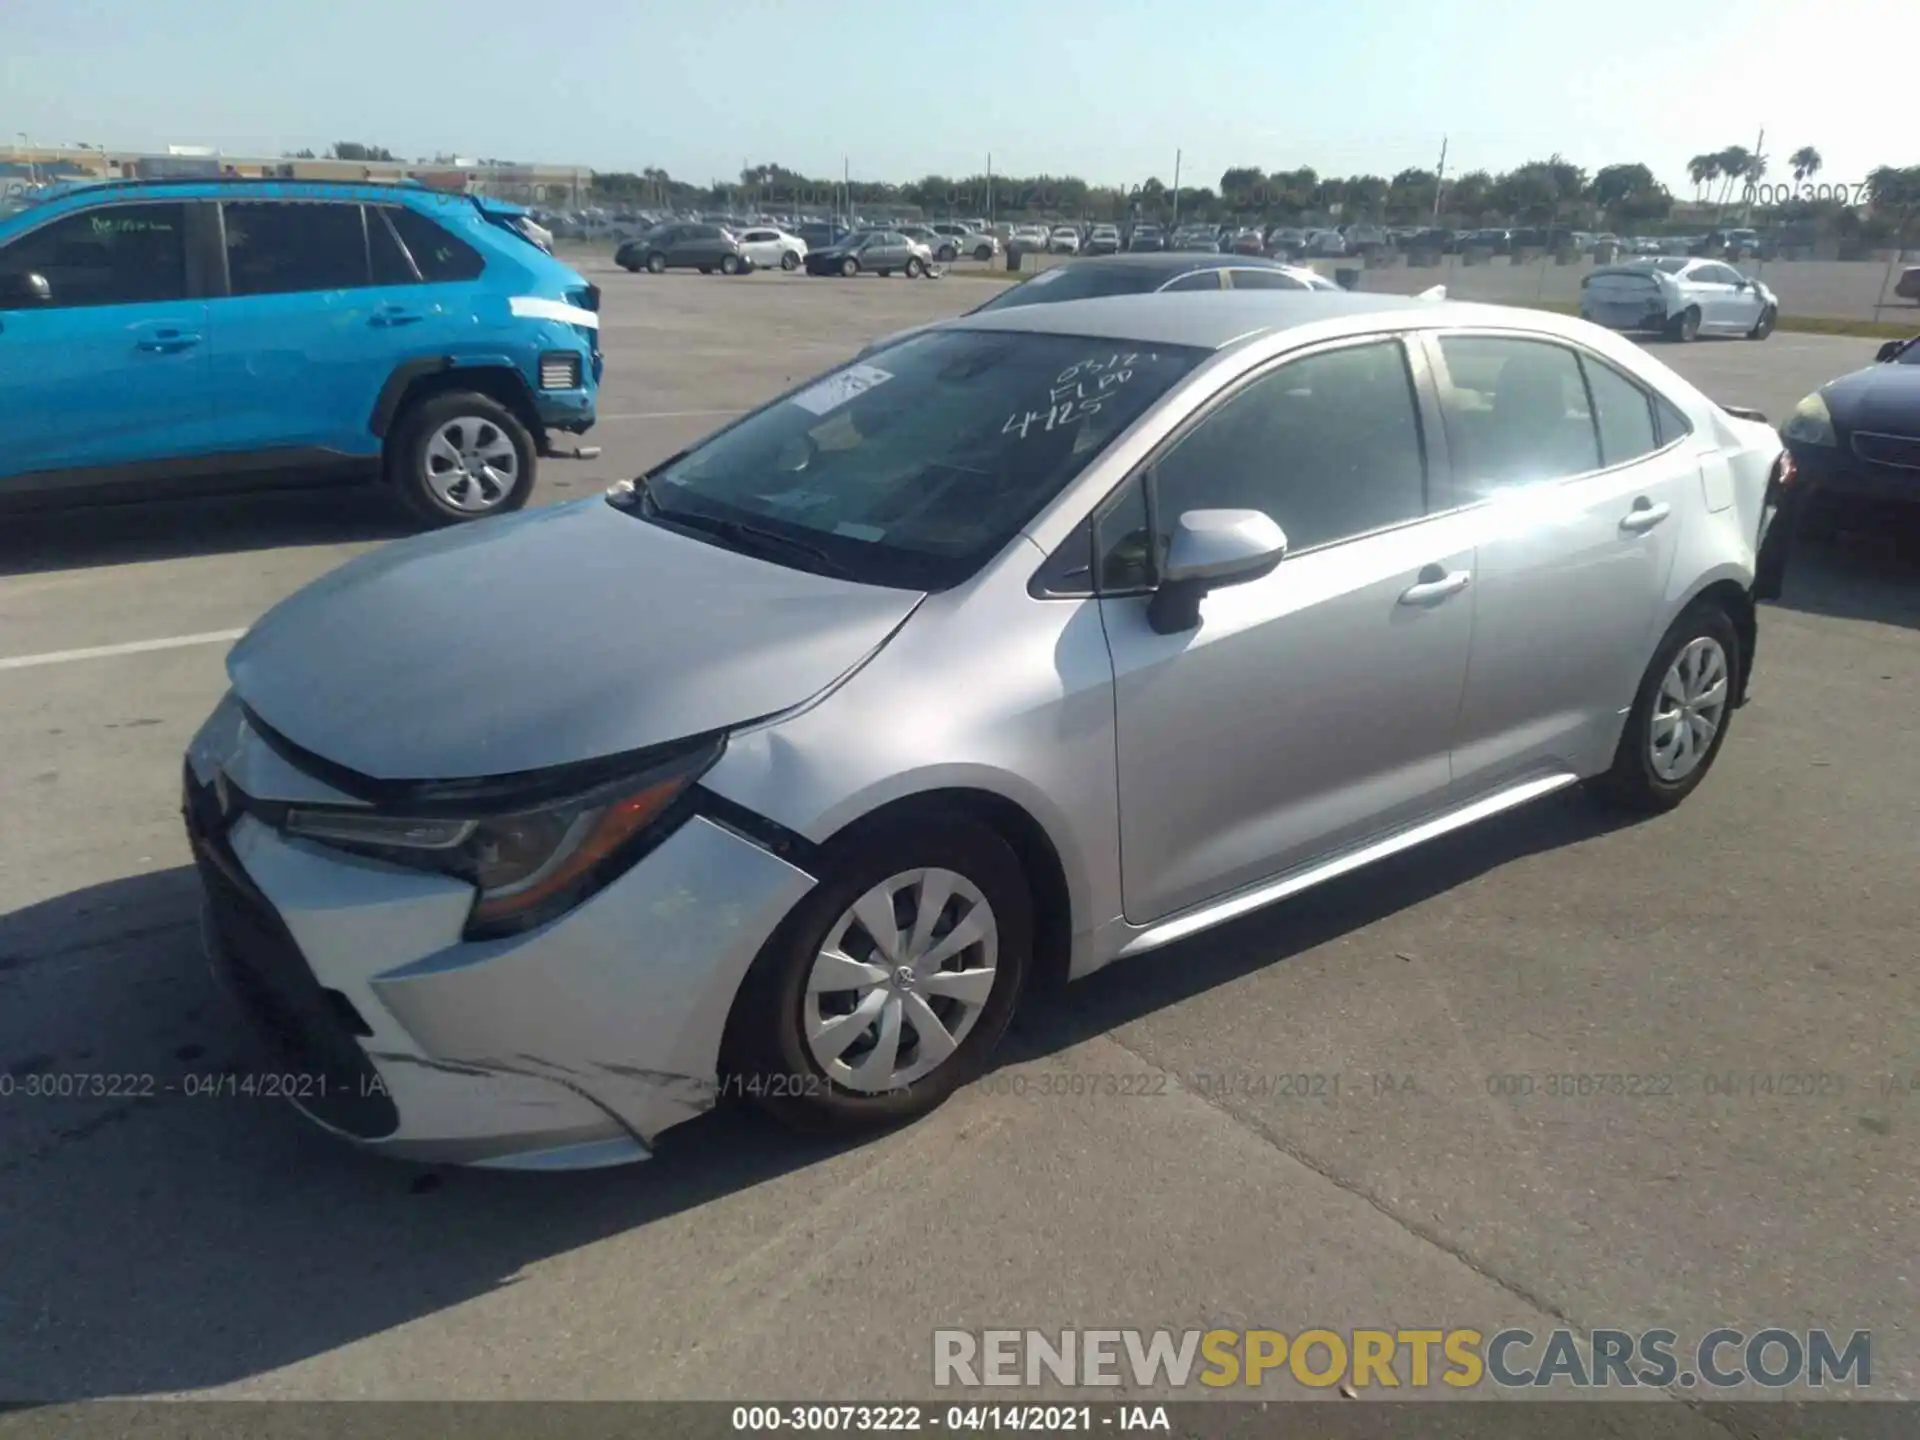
0 144 591 207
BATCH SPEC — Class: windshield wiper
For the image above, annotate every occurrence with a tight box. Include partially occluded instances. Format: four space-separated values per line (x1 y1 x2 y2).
642 493 852 579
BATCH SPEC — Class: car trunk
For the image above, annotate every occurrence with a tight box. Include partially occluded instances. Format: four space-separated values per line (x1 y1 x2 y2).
1584 269 1668 327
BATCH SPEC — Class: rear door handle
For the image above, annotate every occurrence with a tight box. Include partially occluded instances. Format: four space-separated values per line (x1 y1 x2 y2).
135 330 202 353
1620 499 1671 533
371 308 424 328
1398 565 1472 605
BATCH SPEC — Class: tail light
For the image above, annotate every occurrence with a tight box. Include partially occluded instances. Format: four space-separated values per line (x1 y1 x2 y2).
1772 450 1796 490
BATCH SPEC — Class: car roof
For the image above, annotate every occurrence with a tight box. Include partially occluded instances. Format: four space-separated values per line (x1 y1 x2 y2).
939 290 1512 349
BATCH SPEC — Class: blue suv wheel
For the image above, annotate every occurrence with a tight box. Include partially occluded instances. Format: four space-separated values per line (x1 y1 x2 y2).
386 390 536 526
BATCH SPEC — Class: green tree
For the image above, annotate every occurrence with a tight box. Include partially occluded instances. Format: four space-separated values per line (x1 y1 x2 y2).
329 142 395 163
1686 153 1720 201
1789 146 1823 183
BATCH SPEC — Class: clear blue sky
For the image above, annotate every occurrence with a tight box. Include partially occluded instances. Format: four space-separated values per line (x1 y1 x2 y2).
3 0 1900 196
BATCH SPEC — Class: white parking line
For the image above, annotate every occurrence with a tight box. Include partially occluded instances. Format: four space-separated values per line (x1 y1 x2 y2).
597 408 745 422
0 629 246 672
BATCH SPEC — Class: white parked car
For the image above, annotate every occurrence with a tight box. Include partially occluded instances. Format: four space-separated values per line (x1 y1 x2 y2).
930 223 999 262
737 227 808 271
1010 225 1050 251
1580 258 1779 342
1048 226 1082 254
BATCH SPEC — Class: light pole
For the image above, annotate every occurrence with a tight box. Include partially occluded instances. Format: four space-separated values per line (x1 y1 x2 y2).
18 133 35 186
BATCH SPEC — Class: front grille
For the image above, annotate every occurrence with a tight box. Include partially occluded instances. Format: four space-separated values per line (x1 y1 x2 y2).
184 766 400 1140
1852 431 1920 471
539 351 583 391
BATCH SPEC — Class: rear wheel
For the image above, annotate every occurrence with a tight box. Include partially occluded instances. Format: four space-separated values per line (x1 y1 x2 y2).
1589 603 1739 813
723 816 1030 1134
1748 305 1777 340
1667 306 1702 342
781 250 800 270
840 256 859 277
645 252 666 274
387 390 536 528
974 244 993 262
905 257 926 278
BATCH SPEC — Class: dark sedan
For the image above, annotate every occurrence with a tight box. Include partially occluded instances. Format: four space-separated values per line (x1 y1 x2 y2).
1777 335 1920 539
804 229 935 278
616 223 752 275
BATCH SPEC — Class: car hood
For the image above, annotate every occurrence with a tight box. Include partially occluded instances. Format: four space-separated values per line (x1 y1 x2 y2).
227 498 924 781
1824 363 1920 433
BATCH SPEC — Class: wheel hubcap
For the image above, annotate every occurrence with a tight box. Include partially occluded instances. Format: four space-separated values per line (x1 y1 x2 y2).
1649 636 1729 781
802 868 998 1094
423 417 518 512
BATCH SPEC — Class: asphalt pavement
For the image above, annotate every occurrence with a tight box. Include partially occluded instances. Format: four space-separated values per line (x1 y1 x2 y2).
1 262 1916 1411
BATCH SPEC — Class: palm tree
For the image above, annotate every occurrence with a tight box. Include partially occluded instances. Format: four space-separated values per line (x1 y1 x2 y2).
1713 146 1752 210
1789 147 1823 184
1687 153 1720 202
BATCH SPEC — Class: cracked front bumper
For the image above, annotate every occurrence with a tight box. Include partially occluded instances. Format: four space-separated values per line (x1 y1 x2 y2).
185 737 815 1169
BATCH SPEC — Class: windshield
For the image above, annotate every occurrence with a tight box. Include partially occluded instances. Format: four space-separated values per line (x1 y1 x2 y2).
630 329 1206 590
972 263 1182 312
1897 337 1920 365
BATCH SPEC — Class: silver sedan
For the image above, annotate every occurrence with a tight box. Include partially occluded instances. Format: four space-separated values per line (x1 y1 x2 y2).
185 292 1784 1169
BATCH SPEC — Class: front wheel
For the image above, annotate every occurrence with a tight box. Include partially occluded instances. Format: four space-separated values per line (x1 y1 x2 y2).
1748 305 1777 340
721 816 1031 1133
1588 603 1739 813
974 245 993 262
644 252 666 274
387 391 536 528
720 254 742 275
781 250 800 270
840 256 859 277
904 258 925 278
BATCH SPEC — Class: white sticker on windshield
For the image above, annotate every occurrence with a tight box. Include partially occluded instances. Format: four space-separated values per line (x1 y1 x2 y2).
789 363 893 416
832 521 886 542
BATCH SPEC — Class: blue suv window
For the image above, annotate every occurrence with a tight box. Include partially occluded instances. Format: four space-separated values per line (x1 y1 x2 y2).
368 207 419 284
0 200 188 307
223 200 369 295
383 205 485 282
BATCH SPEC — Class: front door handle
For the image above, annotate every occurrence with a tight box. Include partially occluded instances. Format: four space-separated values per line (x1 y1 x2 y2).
371 307 424 328
1398 564 1472 605
134 329 202 353
1620 498 1672 533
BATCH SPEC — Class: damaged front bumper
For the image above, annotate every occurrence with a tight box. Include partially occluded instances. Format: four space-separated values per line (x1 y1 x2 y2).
184 713 816 1170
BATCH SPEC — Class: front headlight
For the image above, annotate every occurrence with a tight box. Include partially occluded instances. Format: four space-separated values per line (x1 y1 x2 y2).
1782 391 1836 446
284 740 722 938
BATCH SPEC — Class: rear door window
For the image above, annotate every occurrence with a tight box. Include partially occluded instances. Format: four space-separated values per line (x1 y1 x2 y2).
223 200 369 295
1437 335 1600 496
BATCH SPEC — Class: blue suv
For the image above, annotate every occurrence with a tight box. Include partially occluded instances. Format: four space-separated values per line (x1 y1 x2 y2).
0 179 602 525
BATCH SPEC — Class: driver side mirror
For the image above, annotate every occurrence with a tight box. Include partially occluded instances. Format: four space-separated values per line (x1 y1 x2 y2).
1147 509 1288 635
0 271 52 307
1876 339 1909 363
